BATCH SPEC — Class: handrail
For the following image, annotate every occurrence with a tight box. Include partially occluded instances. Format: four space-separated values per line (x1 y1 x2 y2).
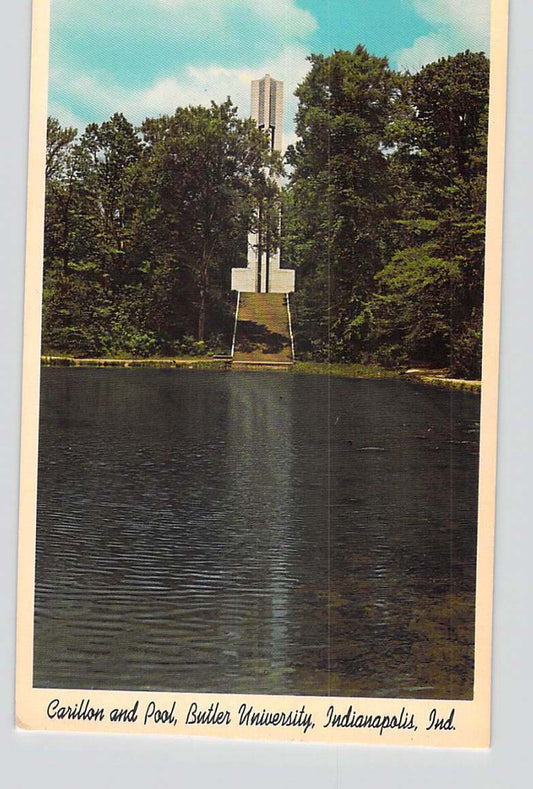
230 291 240 358
286 293 295 361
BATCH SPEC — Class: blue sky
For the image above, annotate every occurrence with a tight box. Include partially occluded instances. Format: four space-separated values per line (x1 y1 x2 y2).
49 0 491 146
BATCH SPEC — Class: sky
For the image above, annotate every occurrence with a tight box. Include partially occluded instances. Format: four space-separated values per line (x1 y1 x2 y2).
48 0 491 148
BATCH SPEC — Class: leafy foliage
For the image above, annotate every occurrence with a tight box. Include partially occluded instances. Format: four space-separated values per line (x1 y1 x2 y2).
285 49 489 378
285 46 401 359
42 50 489 378
42 102 278 355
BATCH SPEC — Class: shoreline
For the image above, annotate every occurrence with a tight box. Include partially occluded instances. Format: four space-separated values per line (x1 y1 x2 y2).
293 362 481 393
41 355 228 370
40 355 481 392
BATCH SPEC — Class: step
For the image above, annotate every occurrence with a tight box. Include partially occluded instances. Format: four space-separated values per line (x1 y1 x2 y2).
233 293 293 363
231 360 294 371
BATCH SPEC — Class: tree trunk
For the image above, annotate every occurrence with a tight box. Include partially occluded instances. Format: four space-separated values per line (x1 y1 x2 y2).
198 286 206 341
62 196 70 276
198 253 209 341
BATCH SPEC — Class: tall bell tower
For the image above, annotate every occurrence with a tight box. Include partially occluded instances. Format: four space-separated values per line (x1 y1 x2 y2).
231 75 295 294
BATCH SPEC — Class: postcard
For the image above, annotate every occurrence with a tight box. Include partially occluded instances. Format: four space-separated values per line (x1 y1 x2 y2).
16 0 508 746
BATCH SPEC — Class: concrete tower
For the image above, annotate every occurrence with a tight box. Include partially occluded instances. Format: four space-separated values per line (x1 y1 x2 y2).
231 74 295 294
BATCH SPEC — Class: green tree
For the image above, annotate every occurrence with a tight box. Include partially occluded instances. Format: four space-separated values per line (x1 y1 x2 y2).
42 115 157 357
77 113 143 286
367 245 462 367
370 52 490 377
285 49 489 377
139 99 279 340
44 118 79 275
285 46 402 359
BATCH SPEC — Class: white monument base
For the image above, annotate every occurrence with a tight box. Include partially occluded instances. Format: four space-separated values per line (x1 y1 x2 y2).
231 74 295 295
231 268 256 293
231 266 294 294
268 268 295 294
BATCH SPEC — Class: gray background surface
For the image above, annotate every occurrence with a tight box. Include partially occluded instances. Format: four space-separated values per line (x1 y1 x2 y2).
1 1 531 786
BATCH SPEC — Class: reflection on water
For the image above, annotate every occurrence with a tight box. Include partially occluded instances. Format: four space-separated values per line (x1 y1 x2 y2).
34 369 480 698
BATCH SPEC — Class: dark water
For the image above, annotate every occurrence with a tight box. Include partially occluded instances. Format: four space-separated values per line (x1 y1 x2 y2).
34 368 480 698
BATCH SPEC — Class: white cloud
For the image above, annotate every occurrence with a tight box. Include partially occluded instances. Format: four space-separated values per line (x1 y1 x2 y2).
394 0 490 72
47 100 87 134
394 32 459 72
49 0 317 143
156 0 317 37
52 0 316 40
50 45 310 149
411 0 490 40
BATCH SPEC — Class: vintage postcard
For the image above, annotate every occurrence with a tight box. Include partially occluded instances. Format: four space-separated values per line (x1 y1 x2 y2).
16 0 508 746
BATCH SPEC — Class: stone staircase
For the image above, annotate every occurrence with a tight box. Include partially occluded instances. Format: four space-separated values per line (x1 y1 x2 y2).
232 293 294 369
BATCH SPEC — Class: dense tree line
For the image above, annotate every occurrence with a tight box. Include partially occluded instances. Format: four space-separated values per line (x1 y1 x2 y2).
43 102 278 356
43 48 489 377
285 48 489 378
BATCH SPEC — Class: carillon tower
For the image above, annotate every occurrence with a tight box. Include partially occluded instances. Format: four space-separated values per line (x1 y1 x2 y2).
231 74 295 294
